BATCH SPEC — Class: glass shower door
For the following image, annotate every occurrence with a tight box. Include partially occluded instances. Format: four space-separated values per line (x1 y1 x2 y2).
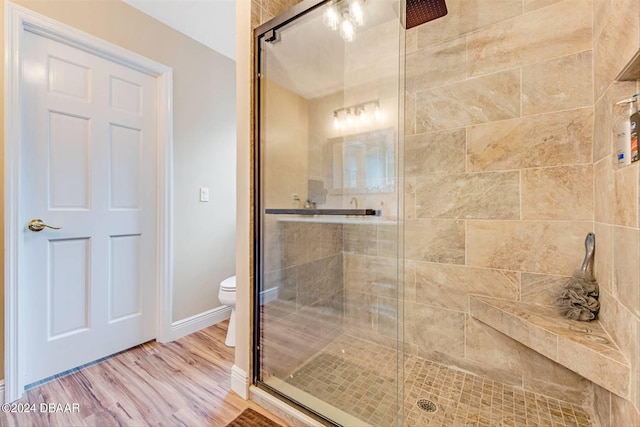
255 0 404 425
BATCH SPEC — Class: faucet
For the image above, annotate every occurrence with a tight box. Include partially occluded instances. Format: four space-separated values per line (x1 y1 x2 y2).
350 197 358 209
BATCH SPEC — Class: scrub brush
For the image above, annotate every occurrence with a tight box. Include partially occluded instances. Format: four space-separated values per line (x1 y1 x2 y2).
556 233 600 321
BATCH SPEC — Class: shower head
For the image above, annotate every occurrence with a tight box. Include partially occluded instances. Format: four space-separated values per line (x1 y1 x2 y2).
405 0 448 29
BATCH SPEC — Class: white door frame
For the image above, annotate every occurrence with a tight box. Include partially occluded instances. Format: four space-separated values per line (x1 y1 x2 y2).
4 2 174 402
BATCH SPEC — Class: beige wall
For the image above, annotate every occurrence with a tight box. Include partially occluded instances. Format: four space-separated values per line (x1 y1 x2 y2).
2 0 237 380
262 79 309 208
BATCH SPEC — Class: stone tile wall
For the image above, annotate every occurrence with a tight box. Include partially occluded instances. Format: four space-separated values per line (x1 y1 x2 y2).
400 0 596 405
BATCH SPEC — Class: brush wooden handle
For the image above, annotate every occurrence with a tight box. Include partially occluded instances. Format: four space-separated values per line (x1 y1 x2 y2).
580 232 595 273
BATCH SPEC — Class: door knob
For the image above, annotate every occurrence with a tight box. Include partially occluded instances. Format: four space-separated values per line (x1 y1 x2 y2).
28 219 61 232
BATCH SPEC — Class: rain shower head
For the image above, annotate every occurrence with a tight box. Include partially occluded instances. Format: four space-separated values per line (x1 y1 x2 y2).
405 0 448 29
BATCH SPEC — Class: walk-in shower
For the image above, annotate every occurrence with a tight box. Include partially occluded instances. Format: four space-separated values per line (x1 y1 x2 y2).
253 0 607 425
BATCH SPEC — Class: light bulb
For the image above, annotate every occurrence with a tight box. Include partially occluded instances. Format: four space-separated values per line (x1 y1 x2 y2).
349 0 364 27
340 15 356 42
323 5 339 31
374 104 382 121
333 112 341 129
357 107 368 124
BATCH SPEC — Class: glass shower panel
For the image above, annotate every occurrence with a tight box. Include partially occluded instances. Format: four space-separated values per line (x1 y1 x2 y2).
255 0 403 425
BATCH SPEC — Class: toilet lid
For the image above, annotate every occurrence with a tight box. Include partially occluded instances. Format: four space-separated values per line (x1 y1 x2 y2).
221 275 236 291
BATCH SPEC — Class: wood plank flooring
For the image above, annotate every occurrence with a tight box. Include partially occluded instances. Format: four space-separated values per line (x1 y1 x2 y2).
0 321 286 427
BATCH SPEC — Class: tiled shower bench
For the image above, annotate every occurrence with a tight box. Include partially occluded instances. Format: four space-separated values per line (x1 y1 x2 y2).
470 296 631 399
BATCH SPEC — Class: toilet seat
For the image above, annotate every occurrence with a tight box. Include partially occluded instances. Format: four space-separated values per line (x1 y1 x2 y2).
220 276 236 291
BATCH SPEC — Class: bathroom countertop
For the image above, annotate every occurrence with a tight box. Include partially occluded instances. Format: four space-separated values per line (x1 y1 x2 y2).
272 214 397 225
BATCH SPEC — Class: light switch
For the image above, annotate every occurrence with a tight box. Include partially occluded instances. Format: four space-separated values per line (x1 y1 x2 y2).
200 187 209 202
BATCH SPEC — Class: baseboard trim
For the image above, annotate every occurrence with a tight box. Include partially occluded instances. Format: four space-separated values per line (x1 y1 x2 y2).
169 305 231 341
231 365 248 399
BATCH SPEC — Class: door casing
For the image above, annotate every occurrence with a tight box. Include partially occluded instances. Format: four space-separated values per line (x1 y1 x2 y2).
4 2 174 402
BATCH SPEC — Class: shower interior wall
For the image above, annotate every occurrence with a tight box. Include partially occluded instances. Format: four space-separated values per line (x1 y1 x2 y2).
251 0 640 425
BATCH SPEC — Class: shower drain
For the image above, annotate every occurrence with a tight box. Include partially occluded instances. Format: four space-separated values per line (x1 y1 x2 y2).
416 399 438 413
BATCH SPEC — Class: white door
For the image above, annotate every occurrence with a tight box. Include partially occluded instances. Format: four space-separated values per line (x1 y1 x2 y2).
20 30 158 385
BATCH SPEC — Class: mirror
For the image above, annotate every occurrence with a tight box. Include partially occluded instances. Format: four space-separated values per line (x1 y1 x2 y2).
329 128 395 194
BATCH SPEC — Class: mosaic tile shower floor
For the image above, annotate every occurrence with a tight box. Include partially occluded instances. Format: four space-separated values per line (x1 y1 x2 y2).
286 335 594 427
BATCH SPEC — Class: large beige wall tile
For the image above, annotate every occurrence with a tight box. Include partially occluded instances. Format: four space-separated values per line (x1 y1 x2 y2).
343 224 378 256
405 129 466 177
522 51 593 116
521 165 593 220
593 0 640 100
614 164 639 227
467 0 592 77
251 1 260 29
321 224 343 258
405 301 465 356
521 273 570 307
264 267 298 318
261 0 298 18
594 222 614 293
593 384 612 427
405 218 465 264
406 27 418 54
297 255 342 307
415 70 520 133
613 226 640 318
405 177 416 219
594 157 616 224
376 224 400 258
415 171 520 219
415 262 519 312
406 38 466 94
405 91 416 136
467 220 593 275
611 391 640 427
524 0 563 12
416 0 523 48
598 289 640 406
593 0 613 43
376 295 399 338
344 254 398 299
344 289 376 332
263 217 284 272
467 107 593 172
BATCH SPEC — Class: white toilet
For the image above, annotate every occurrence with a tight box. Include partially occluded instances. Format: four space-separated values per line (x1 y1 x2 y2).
218 275 236 347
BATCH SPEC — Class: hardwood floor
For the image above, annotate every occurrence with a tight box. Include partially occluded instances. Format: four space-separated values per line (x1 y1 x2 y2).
0 322 286 427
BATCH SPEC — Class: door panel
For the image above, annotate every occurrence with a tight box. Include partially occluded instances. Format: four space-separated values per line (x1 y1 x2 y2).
21 29 158 385
109 124 142 209
109 234 142 321
48 112 91 209
48 238 90 338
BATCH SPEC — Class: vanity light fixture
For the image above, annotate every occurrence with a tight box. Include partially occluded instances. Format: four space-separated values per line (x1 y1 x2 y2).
333 100 381 130
323 0 365 42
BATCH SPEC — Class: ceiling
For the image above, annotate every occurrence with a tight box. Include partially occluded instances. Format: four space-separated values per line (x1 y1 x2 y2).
122 0 236 61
